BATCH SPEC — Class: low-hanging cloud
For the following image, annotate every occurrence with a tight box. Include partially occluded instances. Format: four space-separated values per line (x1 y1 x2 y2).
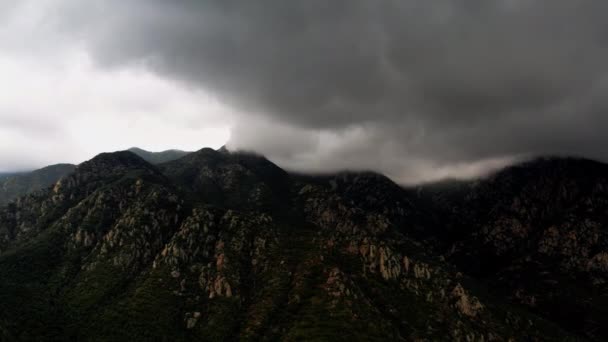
8 0 608 182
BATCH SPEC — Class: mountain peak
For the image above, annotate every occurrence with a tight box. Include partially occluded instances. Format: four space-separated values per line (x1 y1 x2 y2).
217 145 230 153
2 150 608 340
126 147 146 153
82 150 149 169
71 151 161 184
127 147 191 164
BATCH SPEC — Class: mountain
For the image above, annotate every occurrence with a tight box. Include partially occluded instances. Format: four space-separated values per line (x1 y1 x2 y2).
0 149 605 340
0 164 76 206
0 146 191 206
417 157 608 340
0 172 19 180
128 147 191 164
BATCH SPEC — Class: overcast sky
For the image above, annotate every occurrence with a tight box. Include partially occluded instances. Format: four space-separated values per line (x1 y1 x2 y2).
1 1 608 183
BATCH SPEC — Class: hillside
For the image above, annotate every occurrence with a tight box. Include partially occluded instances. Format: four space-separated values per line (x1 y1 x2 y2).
417 157 608 339
0 146 192 206
0 164 76 206
0 173 19 180
0 150 605 340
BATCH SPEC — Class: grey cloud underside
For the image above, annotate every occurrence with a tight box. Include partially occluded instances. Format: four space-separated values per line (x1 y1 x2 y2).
54 0 608 182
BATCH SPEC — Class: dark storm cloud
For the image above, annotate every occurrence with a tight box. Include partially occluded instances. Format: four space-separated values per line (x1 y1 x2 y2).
51 0 608 182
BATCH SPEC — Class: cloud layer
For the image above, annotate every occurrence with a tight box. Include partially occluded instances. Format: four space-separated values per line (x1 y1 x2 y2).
2 1 608 182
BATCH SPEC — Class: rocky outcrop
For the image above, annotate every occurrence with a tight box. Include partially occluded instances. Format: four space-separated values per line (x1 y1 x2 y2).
425 157 608 340
0 151 602 341
451 283 484 318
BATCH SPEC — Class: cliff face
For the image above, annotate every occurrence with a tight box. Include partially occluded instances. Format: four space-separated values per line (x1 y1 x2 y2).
0 150 605 341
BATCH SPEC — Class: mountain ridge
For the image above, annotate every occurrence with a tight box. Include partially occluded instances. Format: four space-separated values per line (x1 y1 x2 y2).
128 146 191 164
0 149 605 340
0 163 76 206
0 147 194 206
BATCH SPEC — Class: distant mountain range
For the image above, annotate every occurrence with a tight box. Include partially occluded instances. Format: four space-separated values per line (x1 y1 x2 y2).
127 147 191 164
0 164 76 206
0 148 606 340
0 148 191 205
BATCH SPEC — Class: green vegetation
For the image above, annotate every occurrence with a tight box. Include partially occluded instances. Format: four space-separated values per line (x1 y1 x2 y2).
0 150 604 340
0 163 75 205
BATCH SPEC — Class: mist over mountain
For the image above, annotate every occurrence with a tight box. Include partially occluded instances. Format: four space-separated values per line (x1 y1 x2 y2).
0 147 606 340
4 1 608 183
2 2 608 340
